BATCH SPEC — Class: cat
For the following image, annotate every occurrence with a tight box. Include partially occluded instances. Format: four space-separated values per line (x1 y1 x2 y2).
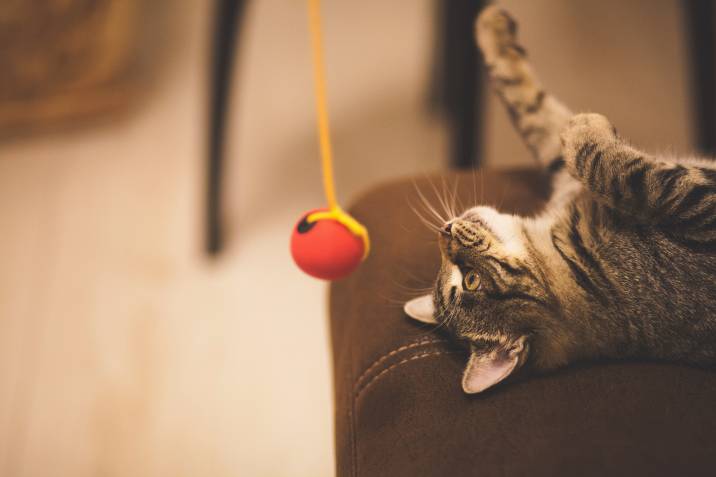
404 5 716 394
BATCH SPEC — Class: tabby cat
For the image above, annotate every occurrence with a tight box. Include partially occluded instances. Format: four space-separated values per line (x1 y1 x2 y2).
404 6 716 393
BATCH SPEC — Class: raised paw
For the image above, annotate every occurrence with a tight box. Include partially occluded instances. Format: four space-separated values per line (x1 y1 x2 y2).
560 113 618 170
475 6 521 64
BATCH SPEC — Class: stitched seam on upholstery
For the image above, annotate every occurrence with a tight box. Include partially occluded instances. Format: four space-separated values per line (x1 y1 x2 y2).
355 350 461 401
353 338 447 392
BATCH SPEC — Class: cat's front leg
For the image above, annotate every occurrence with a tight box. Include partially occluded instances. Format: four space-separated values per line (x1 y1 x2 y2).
560 112 650 216
560 113 716 239
476 6 573 170
559 113 620 177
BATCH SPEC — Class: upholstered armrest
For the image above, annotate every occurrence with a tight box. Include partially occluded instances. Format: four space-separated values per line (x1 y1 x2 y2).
330 169 716 477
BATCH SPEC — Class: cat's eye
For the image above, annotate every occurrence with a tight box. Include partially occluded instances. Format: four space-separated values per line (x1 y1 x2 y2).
463 270 481 291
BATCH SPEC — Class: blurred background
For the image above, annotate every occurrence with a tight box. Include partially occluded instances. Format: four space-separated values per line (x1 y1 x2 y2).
0 0 705 475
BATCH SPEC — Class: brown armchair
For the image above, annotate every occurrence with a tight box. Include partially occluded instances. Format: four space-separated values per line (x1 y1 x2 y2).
330 169 716 477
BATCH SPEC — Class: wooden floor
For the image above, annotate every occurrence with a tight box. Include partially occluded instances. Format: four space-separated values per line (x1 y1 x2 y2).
0 1 692 476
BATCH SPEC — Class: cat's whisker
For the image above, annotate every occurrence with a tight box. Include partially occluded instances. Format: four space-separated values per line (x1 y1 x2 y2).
439 176 456 220
412 180 442 221
413 182 448 225
400 267 436 285
451 175 464 216
380 294 422 307
409 203 443 234
389 278 433 294
391 284 434 294
430 291 462 335
446 294 461 326
426 176 453 222
409 197 442 226
445 176 456 218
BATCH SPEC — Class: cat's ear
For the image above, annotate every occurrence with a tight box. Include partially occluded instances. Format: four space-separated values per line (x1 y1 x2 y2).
404 294 437 324
462 337 527 394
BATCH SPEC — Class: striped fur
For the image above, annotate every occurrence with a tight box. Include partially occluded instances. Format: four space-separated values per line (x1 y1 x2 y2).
410 6 716 392
475 5 573 169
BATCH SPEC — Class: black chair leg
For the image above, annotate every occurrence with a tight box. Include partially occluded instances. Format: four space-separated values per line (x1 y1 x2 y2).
207 0 246 255
434 0 487 169
684 0 716 156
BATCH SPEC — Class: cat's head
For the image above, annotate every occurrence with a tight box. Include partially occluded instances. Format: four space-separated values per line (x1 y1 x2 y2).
405 206 554 393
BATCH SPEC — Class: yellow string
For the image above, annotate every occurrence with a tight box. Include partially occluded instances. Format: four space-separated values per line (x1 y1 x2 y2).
306 0 370 259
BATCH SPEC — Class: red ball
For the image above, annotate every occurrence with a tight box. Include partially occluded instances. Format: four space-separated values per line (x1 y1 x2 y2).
290 209 365 280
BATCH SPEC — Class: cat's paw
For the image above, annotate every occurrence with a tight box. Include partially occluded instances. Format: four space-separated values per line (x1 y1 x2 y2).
560 113 618 168
475 6 520 63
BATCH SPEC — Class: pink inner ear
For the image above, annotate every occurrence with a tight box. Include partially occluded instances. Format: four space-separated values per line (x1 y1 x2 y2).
462 352 519 394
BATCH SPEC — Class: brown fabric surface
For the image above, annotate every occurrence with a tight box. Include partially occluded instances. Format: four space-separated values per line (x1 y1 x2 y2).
330 169 716 477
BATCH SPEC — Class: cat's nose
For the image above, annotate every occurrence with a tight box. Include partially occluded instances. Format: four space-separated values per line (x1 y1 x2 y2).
443 222 453 235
